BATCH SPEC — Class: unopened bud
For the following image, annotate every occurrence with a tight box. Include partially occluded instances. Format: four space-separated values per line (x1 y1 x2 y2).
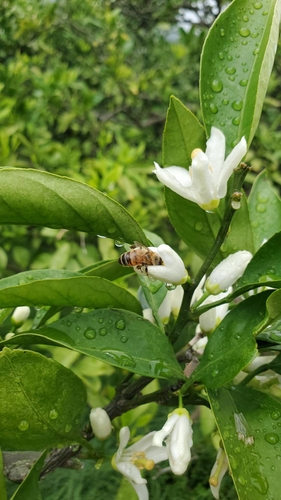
11 306 31 326
90 408 112 441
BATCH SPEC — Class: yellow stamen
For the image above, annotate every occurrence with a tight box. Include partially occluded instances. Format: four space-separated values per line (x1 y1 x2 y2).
191 148 202 159
133 457 155 471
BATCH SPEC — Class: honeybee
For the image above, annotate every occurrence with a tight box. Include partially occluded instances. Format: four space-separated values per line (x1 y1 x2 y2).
119 242 163 273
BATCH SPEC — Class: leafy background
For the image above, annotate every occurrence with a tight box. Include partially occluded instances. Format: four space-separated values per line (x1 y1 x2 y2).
1 0 281 498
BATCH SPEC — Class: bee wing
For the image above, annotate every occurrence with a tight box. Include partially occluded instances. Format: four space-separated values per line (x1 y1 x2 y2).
133 241 147 249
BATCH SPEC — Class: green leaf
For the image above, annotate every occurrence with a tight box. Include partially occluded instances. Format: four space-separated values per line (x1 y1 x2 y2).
162 96 205 167
0 348 86 450
10 451 47 500
82 260 134 280
0 168 148 244
248 170 281 251
208 386 281 499
1 310 184 379
0 270 141 314
190 292 270 388
266 289 281 320
200 0 281 152
0 450 7 500
235 231 281 294
222 193 254 255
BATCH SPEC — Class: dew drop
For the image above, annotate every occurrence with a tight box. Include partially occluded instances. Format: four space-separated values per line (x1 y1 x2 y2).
251 32 259 38
250 473 268 495
115 240 124 248
18 420 29 431
232 100 243 111
256 204 266 213
210 103 218 114
74 307 83 314
84 328 96 340
262 10 268 16
220 28 225 36
265 432 279 444
228 76 235 82
254 2 263 9
102 349 136 368
271 411 281 421
120 336 128 343
115 319 125 330
218 51 224 60
67 320 72 327
241 40 248 46
253 48 260 55
212 369 219 377
65 424 72 433
107 226 117 234
232 116 240 126
239 79 248 86
243 15 249 22
239 27 250 37
49 409 58 420
211 80 223 93
222 99 229 105
166 284 176 291
98 318 104 324
238 475 246 485
225 67 236 75
99 328 107 336
195 221 204 232
75 326 80 332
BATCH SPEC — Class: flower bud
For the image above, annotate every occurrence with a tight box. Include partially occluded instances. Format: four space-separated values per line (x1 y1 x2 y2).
11 306 31 326
90 407 112 441
5 332 15 340
205 251 252 295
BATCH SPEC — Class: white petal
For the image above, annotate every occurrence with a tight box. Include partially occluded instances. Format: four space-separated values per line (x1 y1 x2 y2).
209 449 229 500
127 431 156 452
146 446 169 463
153 413 179 447
89 408 112 440
153 162 198 203
158 292 173 323
205 127 226 176
218 136 247 198
206 251 252 294
199 307 217 333
167 415 193 475
170 286 184 316
116 427 130 461
116 461 146 485
190 151 216 206
147 265 187 285
130 481 149 500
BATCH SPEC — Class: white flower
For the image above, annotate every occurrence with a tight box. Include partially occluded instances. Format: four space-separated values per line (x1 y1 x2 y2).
90 408 112 441
199 291 230 334
153 127 247 211
134 244 188 285
11 306 31 326
112 427 168 500
205 251 252 295
209 448 229 499
152 408 193 475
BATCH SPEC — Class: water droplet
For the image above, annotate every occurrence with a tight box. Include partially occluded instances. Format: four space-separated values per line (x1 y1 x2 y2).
254 2 263 9
238 475 246 485
75 326 80 331
18 420 29 431
218 52 224 60
84 328 96 340
232 116 240 126
195 221 204 232
220 29 225 36
120 336 128 343
239 28 250 37
212 369 219 377
99 328 107 336
98 318 104 324
211 80 223 93
251 32 259 38
225 67 236 75
243 15 249 22
222 99 229 105
210 103 218 114
74 307 83 314
107 226 117 234
257 193 268 203
256 204 266 213
97 234 107 239
149 359 172 377
250 473 268 495
229 454 237 469
228 76 235 82
232 200 241 210
262 10 268 16
67 320 72 327
271 411 281 421
115 240 124 248
265 432 279 444
253 48 260 55
102 349 136 368
49 409 58 420
232 100 243 111
239 79 248 86
115 320 125 330
166 284 176 291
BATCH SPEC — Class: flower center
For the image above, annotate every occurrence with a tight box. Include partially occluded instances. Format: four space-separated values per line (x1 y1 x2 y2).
132 451 155 471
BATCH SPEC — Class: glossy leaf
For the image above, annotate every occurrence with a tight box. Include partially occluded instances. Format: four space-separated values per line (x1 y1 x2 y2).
0 168 149 244
1 310 184 379
10 451 47 500
162 96 205 168
82 260 134 280
234 231 281 295
200 0 281 153
222 193 254 255
208 386 281 500
190 292 270 388
0 348 86 450
248 170 281 251
266 289 281 319
0 270 141 314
